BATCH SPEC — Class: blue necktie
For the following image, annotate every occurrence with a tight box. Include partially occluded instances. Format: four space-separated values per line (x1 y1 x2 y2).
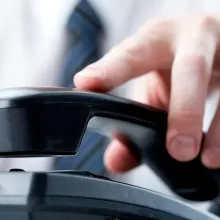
55 0 109 174
60 0 103 88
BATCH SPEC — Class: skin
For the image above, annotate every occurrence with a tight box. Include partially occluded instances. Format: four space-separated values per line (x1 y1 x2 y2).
74 14 220 173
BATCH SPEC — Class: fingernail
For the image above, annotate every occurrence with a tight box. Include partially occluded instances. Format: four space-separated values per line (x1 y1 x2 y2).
202 146 220 168
170 135 196 161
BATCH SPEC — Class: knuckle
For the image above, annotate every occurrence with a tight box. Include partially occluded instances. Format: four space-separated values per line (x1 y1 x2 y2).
170 108 203 124
120 38 143 58
188 55 207 72
124 45 143 60
110 38 143 61
177 55 208 77
197 15 218 30
116 38 146 73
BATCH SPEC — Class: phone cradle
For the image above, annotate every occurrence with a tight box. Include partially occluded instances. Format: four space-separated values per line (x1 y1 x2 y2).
0 87 219 220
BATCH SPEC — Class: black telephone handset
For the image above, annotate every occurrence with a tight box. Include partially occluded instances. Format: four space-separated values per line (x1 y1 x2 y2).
0 86 219 203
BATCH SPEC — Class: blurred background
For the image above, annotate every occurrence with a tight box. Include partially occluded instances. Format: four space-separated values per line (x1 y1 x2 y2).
0 0 218 212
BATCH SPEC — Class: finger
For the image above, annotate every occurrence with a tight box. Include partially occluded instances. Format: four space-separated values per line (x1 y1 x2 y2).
167 21 218 162
202 96 220 169
105 71 170 173
74 19 175 91
104 139 139 173
132 70 170 110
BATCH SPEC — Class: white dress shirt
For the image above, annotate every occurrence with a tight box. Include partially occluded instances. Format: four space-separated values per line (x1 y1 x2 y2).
0 0 219 210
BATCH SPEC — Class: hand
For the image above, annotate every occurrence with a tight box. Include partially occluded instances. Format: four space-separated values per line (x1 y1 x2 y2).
74 14 220 172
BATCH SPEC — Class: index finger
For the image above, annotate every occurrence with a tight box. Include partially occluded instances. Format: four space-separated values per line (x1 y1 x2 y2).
74 20 175 91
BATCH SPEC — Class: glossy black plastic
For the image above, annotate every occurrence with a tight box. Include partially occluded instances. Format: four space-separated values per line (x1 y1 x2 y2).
0 171 218 220
0 87 166 156
0 87 219 202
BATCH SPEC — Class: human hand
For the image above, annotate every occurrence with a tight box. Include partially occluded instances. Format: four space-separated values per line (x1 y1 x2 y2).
74 14 220 173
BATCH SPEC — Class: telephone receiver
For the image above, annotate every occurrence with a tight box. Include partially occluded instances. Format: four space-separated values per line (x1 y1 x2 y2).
0 86 219 202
